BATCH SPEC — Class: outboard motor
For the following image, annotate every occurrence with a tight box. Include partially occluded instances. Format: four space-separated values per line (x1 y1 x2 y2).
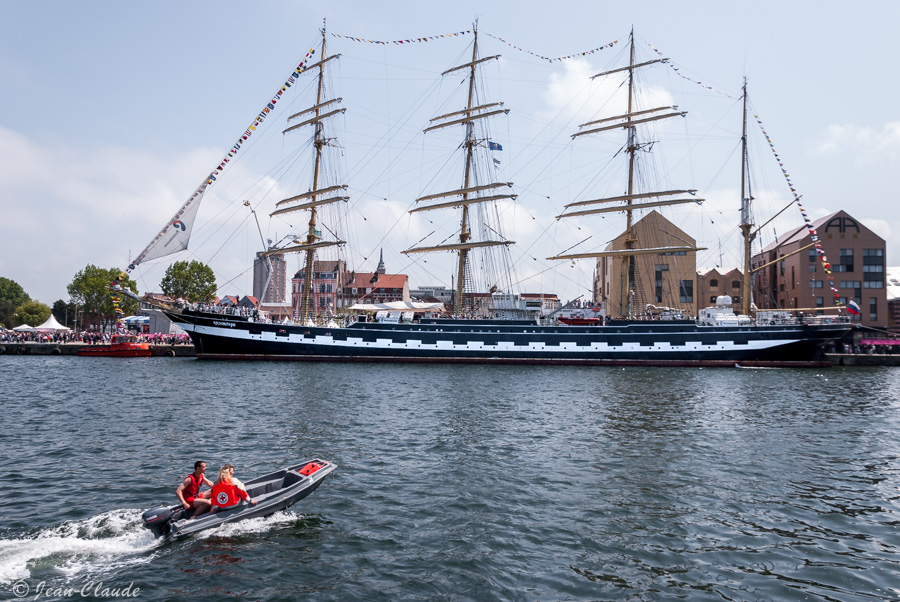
142 506 181 538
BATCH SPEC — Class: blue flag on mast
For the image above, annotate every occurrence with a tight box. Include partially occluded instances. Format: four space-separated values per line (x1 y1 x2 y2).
488 141 503 151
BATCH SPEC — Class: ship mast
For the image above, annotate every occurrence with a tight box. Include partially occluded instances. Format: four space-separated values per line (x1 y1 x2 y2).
262 24 348 324
403 23 516 315
739 78 754 316
549 29 706 317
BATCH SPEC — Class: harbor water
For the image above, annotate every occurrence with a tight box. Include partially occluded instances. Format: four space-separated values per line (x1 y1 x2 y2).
1 356 899 600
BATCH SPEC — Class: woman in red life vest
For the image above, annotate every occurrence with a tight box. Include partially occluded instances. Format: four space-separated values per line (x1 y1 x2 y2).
211 464 257 512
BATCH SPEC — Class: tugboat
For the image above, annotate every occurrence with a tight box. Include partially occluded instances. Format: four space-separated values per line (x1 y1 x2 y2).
76 334 151 358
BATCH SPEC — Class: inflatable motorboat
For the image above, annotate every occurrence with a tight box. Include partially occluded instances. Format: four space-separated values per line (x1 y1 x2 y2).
142 459 336 541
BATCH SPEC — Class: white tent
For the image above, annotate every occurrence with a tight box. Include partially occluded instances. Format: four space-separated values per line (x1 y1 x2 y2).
122 315 149 325
12 324 34 331
34 315 71 331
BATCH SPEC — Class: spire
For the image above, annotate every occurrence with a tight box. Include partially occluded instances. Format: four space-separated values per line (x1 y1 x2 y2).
376 248 386 274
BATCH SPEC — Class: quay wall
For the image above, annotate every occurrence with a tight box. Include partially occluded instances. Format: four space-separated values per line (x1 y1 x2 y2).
825 353 900 367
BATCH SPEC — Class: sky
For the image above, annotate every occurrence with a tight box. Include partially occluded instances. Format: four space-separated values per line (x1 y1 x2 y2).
2 1 898 306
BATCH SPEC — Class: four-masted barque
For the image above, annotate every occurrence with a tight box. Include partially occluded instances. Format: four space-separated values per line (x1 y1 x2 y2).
140 25 851 366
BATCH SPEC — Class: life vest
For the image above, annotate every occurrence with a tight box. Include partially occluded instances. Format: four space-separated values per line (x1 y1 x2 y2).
299 462 322 476
184 472 203 499
212 479 247 510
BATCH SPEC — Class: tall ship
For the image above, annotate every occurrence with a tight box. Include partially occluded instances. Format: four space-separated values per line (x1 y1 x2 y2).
126 26 852 367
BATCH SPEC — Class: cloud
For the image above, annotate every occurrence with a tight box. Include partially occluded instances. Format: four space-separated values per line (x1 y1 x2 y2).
541 57 675 130
862 217 893 241
0 125 220 303
813 121 900 162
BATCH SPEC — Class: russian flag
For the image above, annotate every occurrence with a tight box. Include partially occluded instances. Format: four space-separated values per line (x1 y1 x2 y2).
847 300 860 316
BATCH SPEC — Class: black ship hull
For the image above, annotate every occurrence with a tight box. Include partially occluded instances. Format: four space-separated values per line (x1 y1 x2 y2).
166 310 852 367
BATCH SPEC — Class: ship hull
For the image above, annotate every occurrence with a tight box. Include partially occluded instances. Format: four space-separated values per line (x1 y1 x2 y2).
166 310 851 367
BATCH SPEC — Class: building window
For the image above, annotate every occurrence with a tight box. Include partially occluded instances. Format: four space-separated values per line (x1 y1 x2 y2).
709 279 718 287
679 280 693 303
655 265 669 303
808 280 823 288
840 281 861 289
870 297 878 321
809 249 817 262
839 248 854 272
863 249 884 288
809 263 816 273
732 280 741 289
710 296 718 303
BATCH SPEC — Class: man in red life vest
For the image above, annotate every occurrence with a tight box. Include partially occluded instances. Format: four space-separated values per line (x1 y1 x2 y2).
211 464 258 512
175 460 213 517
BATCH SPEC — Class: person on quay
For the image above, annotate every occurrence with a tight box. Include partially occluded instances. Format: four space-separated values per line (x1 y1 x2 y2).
211 464 257 512
176 460 213 517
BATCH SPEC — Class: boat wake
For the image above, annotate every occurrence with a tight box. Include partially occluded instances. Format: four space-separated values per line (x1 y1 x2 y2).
0 508 307 584
193 509 303 540
0 509 159 585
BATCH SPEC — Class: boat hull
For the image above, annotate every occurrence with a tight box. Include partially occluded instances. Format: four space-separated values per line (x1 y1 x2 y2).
76 345 151 357
166 310 852 367
557 317 602 326
142 459 336 541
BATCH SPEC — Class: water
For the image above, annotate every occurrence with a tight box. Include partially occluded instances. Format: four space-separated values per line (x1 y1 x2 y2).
1 356 899 601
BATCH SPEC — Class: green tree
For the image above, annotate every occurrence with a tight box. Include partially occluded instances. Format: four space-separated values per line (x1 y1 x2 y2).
67 265 139 328
0 277 30 328
15 300 51 327
160 260 217 303
52 299 75 327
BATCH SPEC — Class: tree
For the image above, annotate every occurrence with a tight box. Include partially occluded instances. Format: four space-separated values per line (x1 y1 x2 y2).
160 260 217 303
67 265 139 328
15 300 51 327
0 277 30 328
52 299 75 327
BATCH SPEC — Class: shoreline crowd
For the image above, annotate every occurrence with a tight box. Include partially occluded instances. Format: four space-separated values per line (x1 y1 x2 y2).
0 330 192 345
